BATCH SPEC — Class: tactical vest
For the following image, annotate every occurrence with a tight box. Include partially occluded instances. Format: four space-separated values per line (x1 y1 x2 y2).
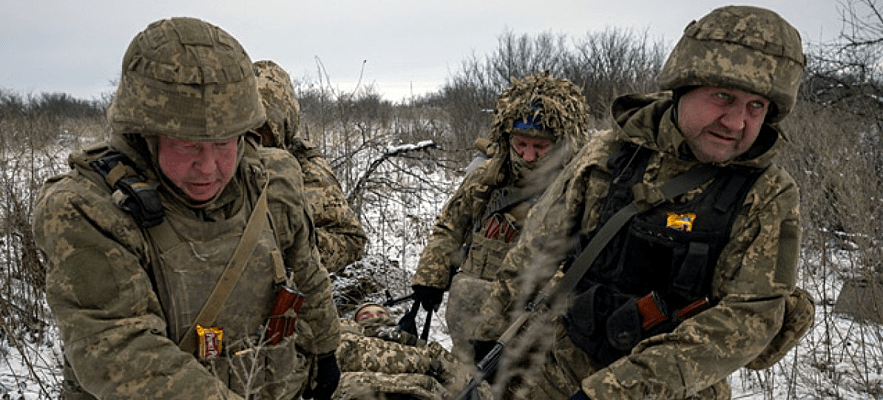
564 143 765 367
73 143 287 345
65 143 306 399
461 186 540 280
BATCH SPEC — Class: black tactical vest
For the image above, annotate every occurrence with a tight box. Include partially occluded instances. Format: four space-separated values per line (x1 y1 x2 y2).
564 143 765 366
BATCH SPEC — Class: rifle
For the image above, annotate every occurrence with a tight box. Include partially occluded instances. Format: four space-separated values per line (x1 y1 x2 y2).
454 165 720 400
382 290 414 307
454 283 553 400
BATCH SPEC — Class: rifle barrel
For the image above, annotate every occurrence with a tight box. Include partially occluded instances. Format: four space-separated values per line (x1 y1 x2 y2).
382 292 415 307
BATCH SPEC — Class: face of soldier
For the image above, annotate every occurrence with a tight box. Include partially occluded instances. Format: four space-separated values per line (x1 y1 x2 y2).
510 135 554 163
354 305 389 322
255 124 277 147
677 87 769 163
156 136 239 202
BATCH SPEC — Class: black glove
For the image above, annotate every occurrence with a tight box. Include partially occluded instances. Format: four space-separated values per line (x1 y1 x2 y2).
303 353 340 400
412 285 445 312
567 390 591 400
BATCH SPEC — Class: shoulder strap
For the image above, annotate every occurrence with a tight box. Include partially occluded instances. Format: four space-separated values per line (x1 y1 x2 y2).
177 178 272 353
474 186 538 231
550 165 719 301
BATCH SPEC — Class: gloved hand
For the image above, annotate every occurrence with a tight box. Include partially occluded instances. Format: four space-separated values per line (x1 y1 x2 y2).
303 352 340 400
567 390 591 400
412 285 445 312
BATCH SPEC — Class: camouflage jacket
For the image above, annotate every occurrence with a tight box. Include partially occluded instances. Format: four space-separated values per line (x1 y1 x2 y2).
414 98 588 290
477 92 801 399
334 317 490 400
290 137 367 272
412 161 497 289
33 134 341 399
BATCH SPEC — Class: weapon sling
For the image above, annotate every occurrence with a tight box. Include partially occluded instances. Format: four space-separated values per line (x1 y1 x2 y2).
160 179 272 354
456 163 719 400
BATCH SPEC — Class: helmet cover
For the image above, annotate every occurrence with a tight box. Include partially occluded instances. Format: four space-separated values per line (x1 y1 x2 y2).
254 60 301 148
657 6 806 122
107 17 265 140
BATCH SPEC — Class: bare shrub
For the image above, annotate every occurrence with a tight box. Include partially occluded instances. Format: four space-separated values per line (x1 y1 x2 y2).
565 28 667 120
6 8 883 396
750 1 883 397
436 28 665 165
0 91 107 397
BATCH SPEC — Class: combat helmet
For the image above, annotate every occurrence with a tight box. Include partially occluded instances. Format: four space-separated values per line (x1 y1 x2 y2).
107 17 265 141
254 60 301 148
657 6 806 123
488 71 591 157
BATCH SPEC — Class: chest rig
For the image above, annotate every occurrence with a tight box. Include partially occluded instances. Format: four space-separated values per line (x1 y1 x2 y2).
564 142 765 366
461 184 544 280
79 145 286 350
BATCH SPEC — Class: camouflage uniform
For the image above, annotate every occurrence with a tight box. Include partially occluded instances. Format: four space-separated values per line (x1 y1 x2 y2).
32 18 340 400
474 6 807 399
254 60 368 272
333 316 493 400
412 72 591 357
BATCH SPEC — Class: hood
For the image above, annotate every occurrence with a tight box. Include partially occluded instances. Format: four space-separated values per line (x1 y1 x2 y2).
609 92 787 169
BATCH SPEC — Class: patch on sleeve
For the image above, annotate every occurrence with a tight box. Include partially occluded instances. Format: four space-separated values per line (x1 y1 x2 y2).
774 219 800 286
67 250 121 309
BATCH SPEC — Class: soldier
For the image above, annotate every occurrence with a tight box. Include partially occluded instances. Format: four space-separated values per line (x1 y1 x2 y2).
472 6 810 400
332 303 493 400
32 17 340 400
252 59 368 272
411 72 591 359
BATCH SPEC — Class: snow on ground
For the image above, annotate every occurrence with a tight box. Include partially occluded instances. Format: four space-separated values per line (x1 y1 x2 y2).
1 323 63 399
3 144 883 399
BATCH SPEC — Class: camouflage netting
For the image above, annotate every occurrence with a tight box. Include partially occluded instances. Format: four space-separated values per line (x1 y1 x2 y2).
487 71 591 156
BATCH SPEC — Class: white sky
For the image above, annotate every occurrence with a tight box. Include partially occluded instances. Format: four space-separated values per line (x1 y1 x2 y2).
0 0 845 103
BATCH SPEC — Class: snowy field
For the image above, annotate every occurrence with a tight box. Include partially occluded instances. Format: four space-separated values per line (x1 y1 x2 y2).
3 141 883 400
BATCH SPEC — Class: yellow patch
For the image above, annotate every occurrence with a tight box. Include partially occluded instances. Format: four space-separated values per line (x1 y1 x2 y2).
666 212 696 232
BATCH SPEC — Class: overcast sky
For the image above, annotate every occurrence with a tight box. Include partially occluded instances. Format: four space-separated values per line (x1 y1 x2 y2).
1 0 844 103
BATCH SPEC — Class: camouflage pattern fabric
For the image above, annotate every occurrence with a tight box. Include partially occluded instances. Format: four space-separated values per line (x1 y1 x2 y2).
413 72 591 361
33 134 340 399
745 286 816 370
107 18 265 141
475 91 804 399
254 60 367 272
446 272 498 358
485 71 592 160
331 318 493 400
657 5 805 123
413 71 591 291
290 138 368 272
334 372 446 400
254 59 301 148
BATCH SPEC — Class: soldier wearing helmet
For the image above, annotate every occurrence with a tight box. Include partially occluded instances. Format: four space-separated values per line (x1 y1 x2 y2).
33 17 340 400
253 60 368 272
411 71 591 360
471 6 810 400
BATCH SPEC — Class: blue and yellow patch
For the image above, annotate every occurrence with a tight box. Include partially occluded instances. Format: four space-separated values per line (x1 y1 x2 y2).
666 212 696 232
